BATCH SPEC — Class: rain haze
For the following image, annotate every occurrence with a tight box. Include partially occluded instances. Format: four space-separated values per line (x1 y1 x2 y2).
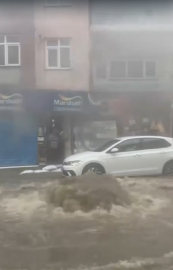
1 0 173 270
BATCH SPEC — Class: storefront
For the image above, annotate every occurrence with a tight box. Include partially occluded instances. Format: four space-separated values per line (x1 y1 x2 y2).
0 93 37 167
24 90 93 165
72 92 172 153
1 90 170 167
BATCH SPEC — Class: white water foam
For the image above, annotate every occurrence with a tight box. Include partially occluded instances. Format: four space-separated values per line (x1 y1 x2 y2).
67 250 173 270
0 185 169 223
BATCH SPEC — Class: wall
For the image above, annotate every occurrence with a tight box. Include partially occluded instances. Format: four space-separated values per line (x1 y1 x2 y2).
91 31 173 92
90 0 173 92
91 0 173 27
0 1 35 91
35 0 90 91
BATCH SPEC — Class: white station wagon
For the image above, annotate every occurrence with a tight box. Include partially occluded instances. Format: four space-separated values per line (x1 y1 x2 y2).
62 136 173 177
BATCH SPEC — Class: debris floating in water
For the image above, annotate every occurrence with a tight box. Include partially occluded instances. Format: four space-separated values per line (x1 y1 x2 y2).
20 164 62 174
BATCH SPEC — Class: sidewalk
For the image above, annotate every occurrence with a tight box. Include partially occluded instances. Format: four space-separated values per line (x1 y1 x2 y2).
0 167 63 187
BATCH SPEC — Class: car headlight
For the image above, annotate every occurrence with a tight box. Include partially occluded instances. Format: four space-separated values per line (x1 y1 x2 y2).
65 160 82 166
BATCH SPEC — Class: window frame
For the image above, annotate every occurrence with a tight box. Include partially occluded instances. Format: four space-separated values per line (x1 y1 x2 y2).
109 60 127 79
127 60 144 79
46 38 71 70
109 60 156 80
0 36 21 67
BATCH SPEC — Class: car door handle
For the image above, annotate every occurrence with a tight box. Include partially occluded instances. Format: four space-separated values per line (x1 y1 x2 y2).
134 154 141 157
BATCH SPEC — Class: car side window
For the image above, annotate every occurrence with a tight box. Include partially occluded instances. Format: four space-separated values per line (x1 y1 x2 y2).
116 139 142 152
141 138 171 150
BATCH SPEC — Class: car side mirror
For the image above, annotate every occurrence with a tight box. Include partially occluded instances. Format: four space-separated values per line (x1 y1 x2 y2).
110 147 119 154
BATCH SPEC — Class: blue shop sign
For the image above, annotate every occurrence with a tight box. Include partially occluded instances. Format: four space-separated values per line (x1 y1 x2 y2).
53 93 83 112
0 93 23 111
24 91 93 114
24 91 50 112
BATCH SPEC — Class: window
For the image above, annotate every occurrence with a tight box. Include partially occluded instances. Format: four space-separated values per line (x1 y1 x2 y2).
110 61 126 78
109 60 156 79
141 138 171 150
116 139 141 152
45 0 72 7
46 38 71 69
0 36 20 66
94 139 120 152
127 61 143 78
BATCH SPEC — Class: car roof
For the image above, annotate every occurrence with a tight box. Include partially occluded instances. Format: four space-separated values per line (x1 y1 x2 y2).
117 136 172 141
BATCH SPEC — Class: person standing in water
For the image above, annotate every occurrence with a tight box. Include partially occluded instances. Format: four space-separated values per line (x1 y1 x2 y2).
48 128 59 164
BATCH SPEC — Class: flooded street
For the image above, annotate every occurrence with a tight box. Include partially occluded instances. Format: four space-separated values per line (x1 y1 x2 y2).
1 174 173 269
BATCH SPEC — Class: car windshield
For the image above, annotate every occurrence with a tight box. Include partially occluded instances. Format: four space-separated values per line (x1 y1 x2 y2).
93 139 120 152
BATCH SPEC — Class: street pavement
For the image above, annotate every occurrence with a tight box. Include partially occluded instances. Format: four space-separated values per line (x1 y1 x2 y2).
0 167 61 187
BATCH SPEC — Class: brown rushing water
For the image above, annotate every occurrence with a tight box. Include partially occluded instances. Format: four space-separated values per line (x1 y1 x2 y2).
0 175 173 269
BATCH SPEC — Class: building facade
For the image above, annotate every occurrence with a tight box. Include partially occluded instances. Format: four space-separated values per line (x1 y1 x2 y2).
33 0 90 164
1 0 173 166
81 0 173 150
0 0 91 167
0 1 37 167
34 0 90 91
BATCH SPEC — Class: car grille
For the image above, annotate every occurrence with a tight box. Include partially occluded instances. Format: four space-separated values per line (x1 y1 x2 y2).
62 169 76 176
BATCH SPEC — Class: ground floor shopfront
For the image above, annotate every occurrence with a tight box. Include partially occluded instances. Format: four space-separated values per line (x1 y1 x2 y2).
0 90 172 167
72 91 173 153
0 90 92 167
0 100 38 167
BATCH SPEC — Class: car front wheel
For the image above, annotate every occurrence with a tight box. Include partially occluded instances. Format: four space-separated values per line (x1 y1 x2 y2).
163 160 173 176
82 163 105 175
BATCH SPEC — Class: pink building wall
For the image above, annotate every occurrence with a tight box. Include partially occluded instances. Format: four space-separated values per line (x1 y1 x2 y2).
34 0 90 91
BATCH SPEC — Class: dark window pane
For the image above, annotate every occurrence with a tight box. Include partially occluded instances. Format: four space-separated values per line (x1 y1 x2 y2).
47 40 58 46
128 61 143 78
0 45 5 65
0 36 4 43
110 61 126 78
95 139 120 152
48 49 58 67
7 36 19 43
145 61 156 77
60 38 70 46
158 139 171 148
96 63 106 79
8 45 19 64
45 0 71 6
117 139 141 152
60 47 70 68
142 138 171 150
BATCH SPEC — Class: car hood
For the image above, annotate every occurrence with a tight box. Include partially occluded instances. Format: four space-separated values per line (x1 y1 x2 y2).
64 151 98 162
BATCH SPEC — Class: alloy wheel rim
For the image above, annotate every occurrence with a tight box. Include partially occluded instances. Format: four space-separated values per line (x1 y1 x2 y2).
88 167 103 175
165 163 173 175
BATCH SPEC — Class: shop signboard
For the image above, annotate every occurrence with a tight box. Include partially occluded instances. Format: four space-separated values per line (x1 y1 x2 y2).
23 91 50 112
0 93 23 111
53 93 83 112
24 91 92 113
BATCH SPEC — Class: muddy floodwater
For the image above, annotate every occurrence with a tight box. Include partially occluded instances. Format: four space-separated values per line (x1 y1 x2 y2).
1 173 173 269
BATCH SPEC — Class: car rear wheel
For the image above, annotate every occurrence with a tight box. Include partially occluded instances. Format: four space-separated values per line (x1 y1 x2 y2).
82 163 105 175
163 161 173 176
